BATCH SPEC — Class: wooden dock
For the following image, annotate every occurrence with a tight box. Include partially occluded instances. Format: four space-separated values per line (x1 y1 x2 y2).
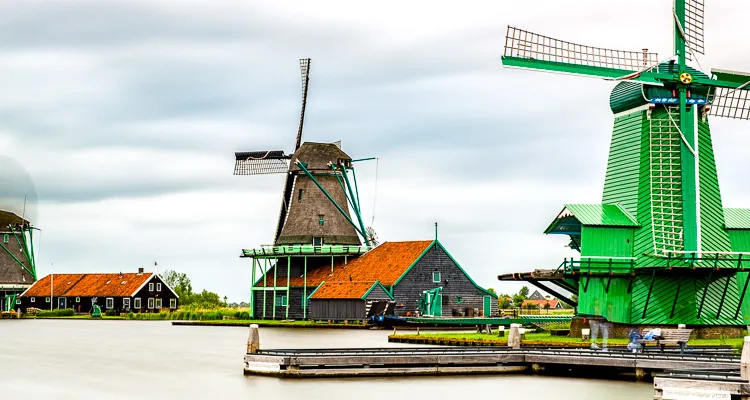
244 346 739 378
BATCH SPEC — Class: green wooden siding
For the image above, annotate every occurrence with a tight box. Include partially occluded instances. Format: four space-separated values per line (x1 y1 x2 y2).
729 230 750 252
577 277 632 323
602 111 644 216
725 209 750 229
580 227 634 258
633 108 655 267
697 119 732 253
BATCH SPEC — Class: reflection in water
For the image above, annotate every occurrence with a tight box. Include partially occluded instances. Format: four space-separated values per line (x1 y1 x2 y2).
0 320 651 400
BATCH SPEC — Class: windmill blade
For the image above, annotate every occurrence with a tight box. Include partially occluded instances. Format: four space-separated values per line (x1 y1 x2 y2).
683 0 705 61
295 58 311 151
503 26 661 84
707 69 750 120
233 150 290 175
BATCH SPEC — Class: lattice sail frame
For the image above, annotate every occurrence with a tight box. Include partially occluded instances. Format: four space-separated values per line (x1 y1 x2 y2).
683 0 705 61
710 87 750 120
234 151 290 175
504 26 659 71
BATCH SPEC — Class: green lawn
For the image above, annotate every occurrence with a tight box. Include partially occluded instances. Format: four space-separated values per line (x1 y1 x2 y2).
392 332 745 348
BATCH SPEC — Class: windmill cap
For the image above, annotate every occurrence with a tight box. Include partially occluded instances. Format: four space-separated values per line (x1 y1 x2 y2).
291 142 352 172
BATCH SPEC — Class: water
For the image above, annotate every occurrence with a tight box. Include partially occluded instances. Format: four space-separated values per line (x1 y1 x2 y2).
0 320 652 399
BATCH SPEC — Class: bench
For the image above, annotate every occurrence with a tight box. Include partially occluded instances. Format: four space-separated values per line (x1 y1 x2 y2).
636 328 692 353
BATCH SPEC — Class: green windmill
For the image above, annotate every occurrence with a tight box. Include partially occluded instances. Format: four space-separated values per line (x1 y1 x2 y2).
498 0 750 327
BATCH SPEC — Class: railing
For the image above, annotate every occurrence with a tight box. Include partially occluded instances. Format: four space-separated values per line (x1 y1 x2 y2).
554 252 750 275
555 257 636 276
242 244 371 258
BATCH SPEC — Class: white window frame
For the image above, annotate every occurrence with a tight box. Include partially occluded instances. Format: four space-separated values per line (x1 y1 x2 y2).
170 298 176 309
156 283 162 292
134 298 141 309
106 298 114 309
45 297 50 303
148 298 155 309
149 282 154 291
123 298 130 310
76 297 80 303
155 298 162 309
31 297 35 303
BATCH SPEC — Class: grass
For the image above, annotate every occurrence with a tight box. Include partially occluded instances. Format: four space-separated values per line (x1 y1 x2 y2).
391 332 746 349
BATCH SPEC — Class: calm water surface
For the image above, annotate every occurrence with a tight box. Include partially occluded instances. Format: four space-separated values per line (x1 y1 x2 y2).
0 320 651 399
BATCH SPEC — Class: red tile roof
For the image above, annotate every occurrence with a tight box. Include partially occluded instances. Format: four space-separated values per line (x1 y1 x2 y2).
310 281 379 300
522 299 561 309
255 240 433 288
22 273 153 298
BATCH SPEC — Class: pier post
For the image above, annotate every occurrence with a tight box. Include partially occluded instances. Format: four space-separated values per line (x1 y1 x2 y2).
741 336 750 381
508 323 521 349
247 324 260 354
635 367 646 381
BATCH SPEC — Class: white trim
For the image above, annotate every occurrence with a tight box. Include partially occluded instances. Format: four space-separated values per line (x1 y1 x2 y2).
503 65 665 86
123 298 130 310
155 298 162 309
613 104 652 119
134 297 141 309
129 273 155 296
694 105 701 252
148 298 155 309
169 298 176 309
148 282 154 292
105 297 114 309
156 283 161 292
30 297 35 303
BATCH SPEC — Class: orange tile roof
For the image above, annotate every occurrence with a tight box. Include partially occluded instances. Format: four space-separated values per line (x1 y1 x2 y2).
522 299 560 308
310 281 379 299
22 273 153 298
255 240 433 288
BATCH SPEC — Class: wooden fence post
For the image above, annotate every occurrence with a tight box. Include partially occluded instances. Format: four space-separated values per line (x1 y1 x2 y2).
741 336 750 381
247 324 260 354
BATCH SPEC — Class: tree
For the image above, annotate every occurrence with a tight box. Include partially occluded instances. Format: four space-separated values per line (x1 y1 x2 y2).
512 294 525 309
193 289 223 309
160 270 193 304
486 288 497 295
498 297 512 309
518 286 530 299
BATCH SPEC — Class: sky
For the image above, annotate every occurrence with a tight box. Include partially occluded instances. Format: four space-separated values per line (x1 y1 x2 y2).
1 0 750 302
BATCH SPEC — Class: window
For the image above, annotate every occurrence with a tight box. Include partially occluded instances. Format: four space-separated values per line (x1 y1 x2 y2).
123 298 130 310
15 299 20 304
170 298 176 309
156 298 162 309
312 237 323 246
456 296 463 304
298 189 304 201
134 298 142 309
31 297 35 303
76 297 80 303
45 297 50 303
156 283 162 292
2 234 8 243
318 215 324 225
433 271 441 283
149 283 154 291
275 295 287 306
148 298 155 309
106 298 114 309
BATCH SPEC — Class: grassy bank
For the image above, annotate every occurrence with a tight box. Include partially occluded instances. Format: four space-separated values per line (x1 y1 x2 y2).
389 332 746 349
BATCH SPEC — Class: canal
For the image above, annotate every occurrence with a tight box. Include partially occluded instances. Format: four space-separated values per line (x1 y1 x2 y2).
0 320 652 399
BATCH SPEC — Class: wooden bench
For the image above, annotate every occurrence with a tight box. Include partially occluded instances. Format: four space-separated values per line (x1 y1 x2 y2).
637 328 692 353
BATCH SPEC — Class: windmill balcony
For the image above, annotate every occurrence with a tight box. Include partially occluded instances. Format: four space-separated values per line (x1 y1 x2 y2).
556 257 636 277
556 252 750 276
241 244 370 259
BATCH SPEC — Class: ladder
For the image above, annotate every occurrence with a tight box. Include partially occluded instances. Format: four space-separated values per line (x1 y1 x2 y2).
649 106 684 255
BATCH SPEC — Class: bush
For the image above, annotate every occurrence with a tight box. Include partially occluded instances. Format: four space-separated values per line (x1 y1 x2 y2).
104 309 117 316
36 308 75 317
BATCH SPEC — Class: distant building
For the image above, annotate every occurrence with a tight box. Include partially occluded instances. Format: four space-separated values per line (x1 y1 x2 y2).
0 210 36 312
19 268 178 313
522 299 564 309
527 290 546 301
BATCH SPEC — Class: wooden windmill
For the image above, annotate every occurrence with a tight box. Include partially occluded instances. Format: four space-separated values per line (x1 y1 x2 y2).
233 59 373 247
498 1 750 326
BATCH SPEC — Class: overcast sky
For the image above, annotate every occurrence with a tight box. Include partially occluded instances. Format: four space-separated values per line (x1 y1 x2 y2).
1 0 749 302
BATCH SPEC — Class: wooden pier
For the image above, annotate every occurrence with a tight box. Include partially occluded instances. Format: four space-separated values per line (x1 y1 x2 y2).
242 325 740 379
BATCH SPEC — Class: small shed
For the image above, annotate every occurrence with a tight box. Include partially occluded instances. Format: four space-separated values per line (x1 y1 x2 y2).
308 281 393 321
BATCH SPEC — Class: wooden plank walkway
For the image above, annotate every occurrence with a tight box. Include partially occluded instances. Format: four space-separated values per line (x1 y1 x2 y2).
244 346 740 378
654 369 748 399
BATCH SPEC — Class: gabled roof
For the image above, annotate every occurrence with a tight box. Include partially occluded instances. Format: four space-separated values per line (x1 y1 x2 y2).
522 299 561 309
21 273 155 298
725 208 750 230
545 204 638 234
256 240 433 288
310 281 393 300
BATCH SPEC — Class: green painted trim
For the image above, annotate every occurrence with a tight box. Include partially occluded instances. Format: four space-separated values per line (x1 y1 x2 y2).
544 206 569 234
11 229 35 280
435 241 498 299
361 281 394 301
391 242 434 287
339 165 370 246
502 56 668 85
0 241 34 278
306 281 325 301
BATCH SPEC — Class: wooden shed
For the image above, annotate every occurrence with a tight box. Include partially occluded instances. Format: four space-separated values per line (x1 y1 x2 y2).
308 281 393 321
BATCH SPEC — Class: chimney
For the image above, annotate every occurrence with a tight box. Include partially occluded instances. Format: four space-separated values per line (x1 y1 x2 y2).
137 267 144 275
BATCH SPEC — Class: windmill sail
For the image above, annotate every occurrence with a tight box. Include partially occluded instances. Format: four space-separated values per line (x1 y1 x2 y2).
233 150 290 175
683 0 705 60
708 69 750 120
503 26 659 78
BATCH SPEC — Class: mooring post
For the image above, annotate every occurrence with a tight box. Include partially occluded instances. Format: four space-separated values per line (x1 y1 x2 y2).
498 325 505 337
741 336 750 381
247 324 260 354
509 323 521 349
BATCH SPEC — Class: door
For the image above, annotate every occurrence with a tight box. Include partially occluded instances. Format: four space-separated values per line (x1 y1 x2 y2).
58 297 66 310
433 294 442 317
483 296 491 317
